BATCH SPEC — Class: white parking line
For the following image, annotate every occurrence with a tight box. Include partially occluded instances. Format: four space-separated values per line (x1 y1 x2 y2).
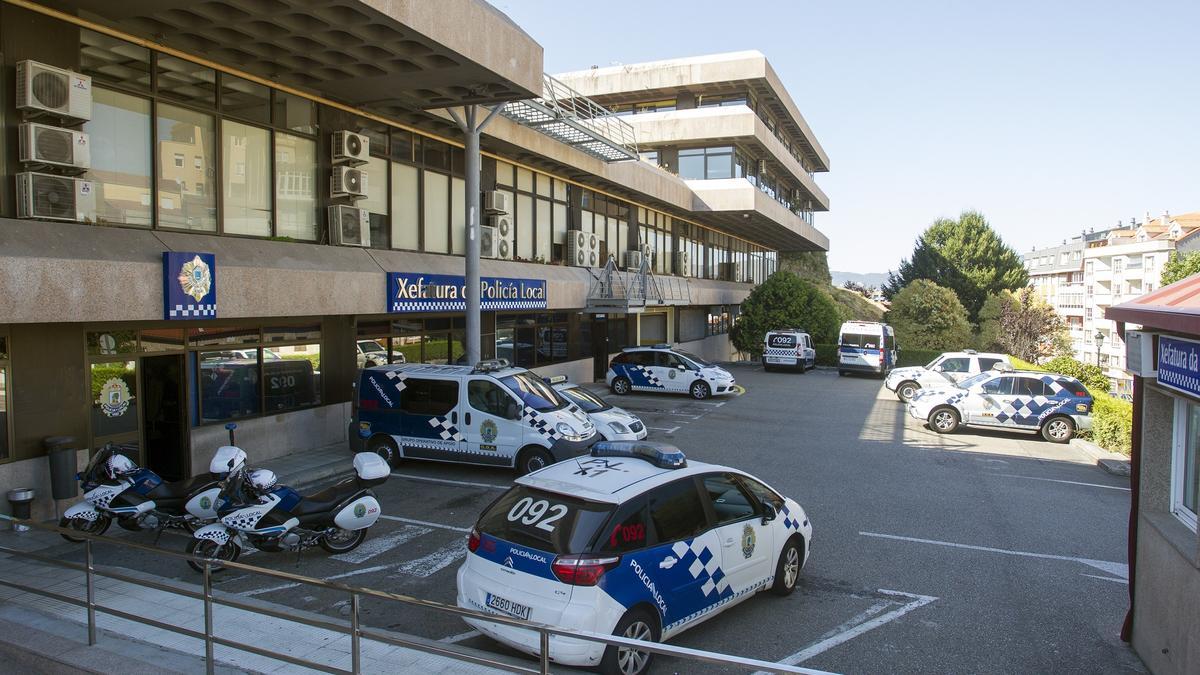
379 515 471 533
860 531 1129 579
1080 573 1128 585
393 543 466 578
646 426 680 434
390 473 509 491
438 629 480 644
996 474 1130 492
241 562 396 597
329 525 431 564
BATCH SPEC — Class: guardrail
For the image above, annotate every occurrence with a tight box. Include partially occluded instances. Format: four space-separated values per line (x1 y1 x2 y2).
0 514 832 675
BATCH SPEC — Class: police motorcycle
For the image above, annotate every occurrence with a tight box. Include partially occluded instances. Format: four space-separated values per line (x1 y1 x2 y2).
60 423 248 543
186 451 390 572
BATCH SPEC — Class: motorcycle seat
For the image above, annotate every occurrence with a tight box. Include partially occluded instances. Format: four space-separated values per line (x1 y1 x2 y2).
147 474 215 504
290 478 359 518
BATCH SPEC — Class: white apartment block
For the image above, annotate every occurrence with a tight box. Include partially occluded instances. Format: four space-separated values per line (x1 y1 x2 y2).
1025 212 1199 395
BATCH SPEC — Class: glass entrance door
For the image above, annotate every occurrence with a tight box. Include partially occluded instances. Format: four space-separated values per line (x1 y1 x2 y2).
89 359 141 463
141 354 189 481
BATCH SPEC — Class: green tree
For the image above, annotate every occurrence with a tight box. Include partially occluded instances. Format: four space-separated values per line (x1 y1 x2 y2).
884 211 1028 322
1042 355 1110 394
731 271 840 357
976 290 1016 351
885 280 973 350
995 287 1068 363
1161 250 1200 286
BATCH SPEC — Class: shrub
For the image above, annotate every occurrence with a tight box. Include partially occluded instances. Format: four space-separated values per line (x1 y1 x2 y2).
1041 356 1110 394
815 344 839 367
896 348 943 368
731 271 840 358
885 280 973 351
1090 395 1132 455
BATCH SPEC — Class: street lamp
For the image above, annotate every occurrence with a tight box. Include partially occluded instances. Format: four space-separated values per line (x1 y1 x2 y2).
1095 329 1105 368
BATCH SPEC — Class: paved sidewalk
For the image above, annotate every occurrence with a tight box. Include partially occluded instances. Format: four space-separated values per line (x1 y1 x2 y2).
268 441 357 490
0 528 514 674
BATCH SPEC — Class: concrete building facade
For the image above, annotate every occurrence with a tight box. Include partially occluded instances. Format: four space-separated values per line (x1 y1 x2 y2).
0 1 830 520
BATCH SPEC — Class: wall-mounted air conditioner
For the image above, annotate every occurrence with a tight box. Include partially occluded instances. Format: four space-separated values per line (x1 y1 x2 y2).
673 250 691 276
19 122 90 169
483 190 510 214
327 205 370 246
623 250 644 271
1125 330 1158 378
331 130 369 165
719 261 745 282
331 165 367 199
757 159 767 175
16 60 92 123
481 225 497 258
488 214 513 259
566 230 596 267
16 172 95 222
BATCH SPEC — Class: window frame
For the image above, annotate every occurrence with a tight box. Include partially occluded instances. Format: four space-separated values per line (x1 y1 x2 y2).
1172 398 1200 532
699 472 761 527
645 476 712 545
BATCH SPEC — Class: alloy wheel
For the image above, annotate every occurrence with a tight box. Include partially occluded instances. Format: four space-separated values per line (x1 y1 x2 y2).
783 546 800 588
617 620 653 674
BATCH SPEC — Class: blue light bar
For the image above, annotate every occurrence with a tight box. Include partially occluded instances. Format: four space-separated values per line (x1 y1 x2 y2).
591 441 686 469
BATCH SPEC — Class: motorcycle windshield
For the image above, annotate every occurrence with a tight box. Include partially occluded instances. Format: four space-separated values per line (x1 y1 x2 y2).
82 444 116 481
217 468 252 512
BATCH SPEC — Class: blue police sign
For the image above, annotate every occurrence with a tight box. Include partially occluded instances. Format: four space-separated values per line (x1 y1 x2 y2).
1158 335 1200 399
387 273 547 313
163 252 217 320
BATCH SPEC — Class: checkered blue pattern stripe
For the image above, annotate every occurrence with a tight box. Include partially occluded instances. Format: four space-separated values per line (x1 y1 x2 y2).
631 364 662 388
763 347 799 357
1039 375 1065 394
994 396 1069 425
390 299 546 313
671 539 730 597
383 370 409 394
780 504 804 532
168 303 215 318
521 406 562 440
429 416 464 442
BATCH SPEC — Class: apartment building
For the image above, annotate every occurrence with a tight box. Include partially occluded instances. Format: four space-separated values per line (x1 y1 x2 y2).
1024 212 1199 394
0 1 830 520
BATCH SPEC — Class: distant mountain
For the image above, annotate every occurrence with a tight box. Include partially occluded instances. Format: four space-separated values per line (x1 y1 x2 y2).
831 271 889 289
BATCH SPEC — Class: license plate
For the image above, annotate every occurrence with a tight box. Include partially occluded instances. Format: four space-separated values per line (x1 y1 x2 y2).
766 356 792 364
486 592 531 620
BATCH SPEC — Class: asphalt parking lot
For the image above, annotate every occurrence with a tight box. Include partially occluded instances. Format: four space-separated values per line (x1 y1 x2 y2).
22 363 1142 673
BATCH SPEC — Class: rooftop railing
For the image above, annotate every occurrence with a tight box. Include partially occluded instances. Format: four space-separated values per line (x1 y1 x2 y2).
501 74 639 162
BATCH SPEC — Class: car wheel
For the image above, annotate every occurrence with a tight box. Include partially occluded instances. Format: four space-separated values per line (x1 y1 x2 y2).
599 608 660 675
1041 416 1075 443
929 406 960 434
320 527 367 554
897 381 919 402
368 435 400 468
771 536 804 596
516 446 554 475
838 370 847 377
611 376 632 395
690 380 711 400
761 360 773 372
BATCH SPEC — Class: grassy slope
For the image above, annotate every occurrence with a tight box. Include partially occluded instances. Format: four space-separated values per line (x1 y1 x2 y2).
829 286 885 322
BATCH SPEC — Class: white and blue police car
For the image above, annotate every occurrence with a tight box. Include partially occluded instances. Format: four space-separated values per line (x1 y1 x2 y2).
456 442 811 674
605 345 737 400
908 365 1093 443
550 378 648 442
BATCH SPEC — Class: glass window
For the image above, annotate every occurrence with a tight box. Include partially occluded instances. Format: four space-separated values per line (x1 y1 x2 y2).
424 138 451 171
517 167 533 193
273 90 317 135
517 194 533 261
648 479 709 543
451 177 466 255
86 88 152 226
678 148 705 179
597 498 651 554
81 30 151 93
398 378 458 416
477 486 614 554
1175 401 1200 526
702 473 756 524
738 475 783 511
391 162 420 250
501 371 565 412
0 337 9 461
222 120 271 236
359 155 389 249
423 171 450 253
422 332 450 364
157 103 216 230
939 357 971 373
978 357 1005 372
198 349 260 422
265 344 320 412
140 329 185 352
553 179 567 202
536 173 552 198
706 147 734 179
274 132 317 240
558 386 610 413
1014 378 1051 397
87 331 137 356
536 199 552 262
189 326 259 347
552 202 567 263
156 55 215 107
90 360 139 440
391 130 415 163
390 335 421 363
495 160 514 187
468 379 516 418
982 377 1015 396
220 74 270 124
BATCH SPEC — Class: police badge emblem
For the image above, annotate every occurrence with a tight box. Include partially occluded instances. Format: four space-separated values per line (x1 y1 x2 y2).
99 377 131 418
178 255 212 302
354 503 367 518
199 496 212 510
741 523 756 559
480 419 499 443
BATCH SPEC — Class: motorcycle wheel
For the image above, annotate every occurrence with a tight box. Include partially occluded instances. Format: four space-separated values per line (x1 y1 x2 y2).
59 514 112 543
320 527 367 554
187 537 240 573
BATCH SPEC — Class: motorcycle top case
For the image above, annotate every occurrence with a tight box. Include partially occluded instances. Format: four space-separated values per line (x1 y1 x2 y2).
353 452 389 488
333 495 382 530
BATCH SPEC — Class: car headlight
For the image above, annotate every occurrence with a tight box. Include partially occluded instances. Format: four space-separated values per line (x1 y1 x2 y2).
556 422 572 436
608 421 630 434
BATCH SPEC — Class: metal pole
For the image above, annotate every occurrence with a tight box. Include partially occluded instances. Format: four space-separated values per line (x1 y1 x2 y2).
539 629 550 675
85 538 96 646
464 105 482 365
204 562 215 675
351 592 361 674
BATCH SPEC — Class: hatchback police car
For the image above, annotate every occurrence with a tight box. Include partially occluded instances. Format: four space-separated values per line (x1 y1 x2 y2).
551 379 648 442
456 442 811 674
908 366 1093 443
606 345 736 400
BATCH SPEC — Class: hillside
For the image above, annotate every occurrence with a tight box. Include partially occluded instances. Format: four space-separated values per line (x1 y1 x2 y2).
830 286 885 322
831 270 889 288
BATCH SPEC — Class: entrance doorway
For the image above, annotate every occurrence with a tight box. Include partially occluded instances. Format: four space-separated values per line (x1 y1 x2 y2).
592 318 609 380
141 354 189 481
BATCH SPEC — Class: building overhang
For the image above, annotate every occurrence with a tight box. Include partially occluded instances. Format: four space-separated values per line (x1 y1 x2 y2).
686 179 829 252
30 0 543 110
1107 274 1200 335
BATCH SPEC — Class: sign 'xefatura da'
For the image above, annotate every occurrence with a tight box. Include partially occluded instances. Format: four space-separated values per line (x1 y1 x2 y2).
387 273 547 313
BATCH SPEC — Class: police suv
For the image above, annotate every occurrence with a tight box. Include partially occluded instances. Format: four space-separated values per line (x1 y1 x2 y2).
885 350 1011 402
907 365 1093 443
456 442 811 674
761 329 816 372
353 361 597 474
606 345 736 400
550 379 648 442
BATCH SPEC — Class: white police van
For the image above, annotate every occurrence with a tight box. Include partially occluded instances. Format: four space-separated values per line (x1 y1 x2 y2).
456 442 812 674
352 361 597 475
837 321 897 376
606 344 737 400
761 329 816 372
549 378 648 442
885 350 1011 402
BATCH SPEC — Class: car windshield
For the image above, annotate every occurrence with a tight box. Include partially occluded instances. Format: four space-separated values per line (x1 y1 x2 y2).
559 386 611 413
676 350 714 367
501 371 567 412
841 332 880 348
958 373 992 389
925 357 942 369
477 486 615 554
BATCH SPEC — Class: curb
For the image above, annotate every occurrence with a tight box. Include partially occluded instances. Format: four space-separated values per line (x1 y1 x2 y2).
1070 438 1132 477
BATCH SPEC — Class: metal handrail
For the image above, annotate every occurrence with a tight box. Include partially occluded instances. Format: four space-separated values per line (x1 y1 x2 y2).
0 514 833 674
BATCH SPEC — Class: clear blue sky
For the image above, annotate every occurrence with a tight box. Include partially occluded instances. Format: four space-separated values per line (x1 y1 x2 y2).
492 0 1200 274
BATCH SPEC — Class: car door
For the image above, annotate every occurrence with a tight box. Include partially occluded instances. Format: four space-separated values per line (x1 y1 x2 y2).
1007 376 1055 428
623 351 663 392
462 377 523 466
697 472 773 602
936 357 973 384
657 352 690 393
396 376 466 461
974 375 1017 426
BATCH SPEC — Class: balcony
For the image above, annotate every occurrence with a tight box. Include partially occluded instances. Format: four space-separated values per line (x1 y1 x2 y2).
685 178 828 252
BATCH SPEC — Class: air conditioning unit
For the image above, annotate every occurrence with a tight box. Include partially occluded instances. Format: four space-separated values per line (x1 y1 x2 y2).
757 159 767 175
19 122 90 169
327 205 370 247
331 165 367 199
1125 330 1158 378
623 250 644 270
673 250 691 276
566 230 593 267
16 60 92 123
16 172 95 222
719 261 745 282
641 243 653 258
331 130 369 166
483 190 510 214
481 225 498 258
488 214 513 259
587 232 600 267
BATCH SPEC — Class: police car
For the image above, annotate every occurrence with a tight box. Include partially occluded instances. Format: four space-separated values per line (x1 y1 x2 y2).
606 345 736 400
907 365 1093 443
761 329 816 372
550 379 648 442
456 442 811 674
885 350 1011 402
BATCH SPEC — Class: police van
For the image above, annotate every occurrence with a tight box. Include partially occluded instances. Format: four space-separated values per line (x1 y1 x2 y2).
456 442 812 674
837 321 897 376
352 361 597 475
761 329 816 372
606 345 737 400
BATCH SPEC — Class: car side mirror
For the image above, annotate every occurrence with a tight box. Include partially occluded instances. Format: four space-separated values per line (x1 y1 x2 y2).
760 501 777 524
931 365 943 372
676 364 686 371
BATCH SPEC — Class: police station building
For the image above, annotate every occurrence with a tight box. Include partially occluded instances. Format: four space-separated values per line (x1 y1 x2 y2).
0 0 830 520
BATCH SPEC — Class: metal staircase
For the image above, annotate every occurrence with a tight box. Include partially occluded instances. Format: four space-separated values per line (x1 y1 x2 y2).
501 74 638 162
586 257 691 313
